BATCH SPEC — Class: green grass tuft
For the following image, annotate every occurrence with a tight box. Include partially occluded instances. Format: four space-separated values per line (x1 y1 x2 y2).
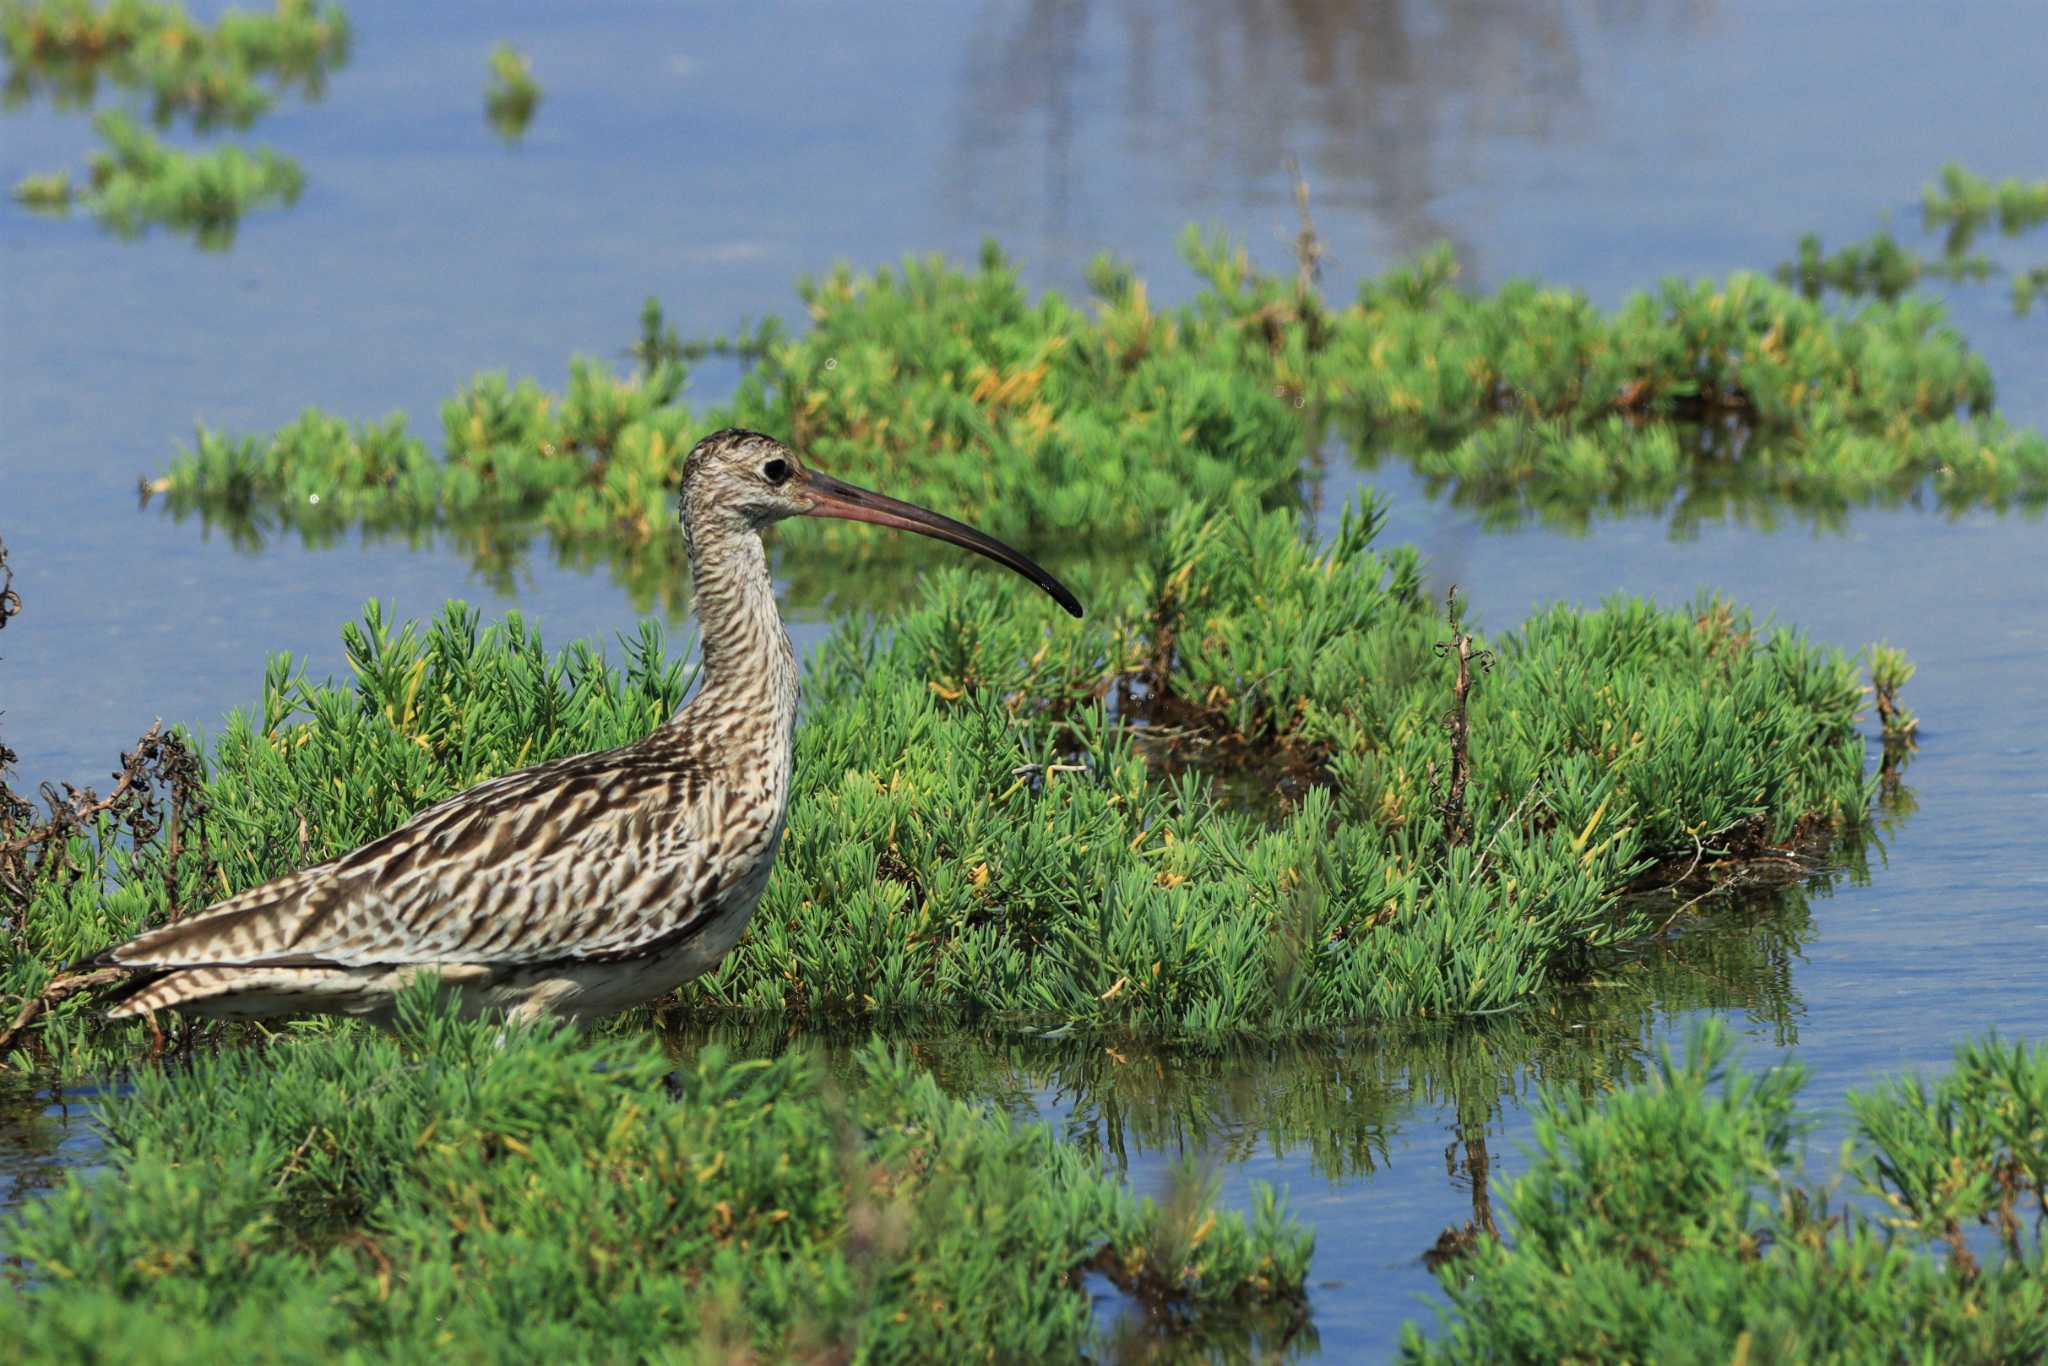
0 985 1312 1359
483 40 538 143
1402 1023 2048 1362
68 107 302 246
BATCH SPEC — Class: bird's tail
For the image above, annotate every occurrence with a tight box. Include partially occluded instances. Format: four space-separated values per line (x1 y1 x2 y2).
103 965 380 1021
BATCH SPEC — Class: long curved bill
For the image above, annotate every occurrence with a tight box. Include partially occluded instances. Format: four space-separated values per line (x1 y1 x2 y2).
799 468 1084 617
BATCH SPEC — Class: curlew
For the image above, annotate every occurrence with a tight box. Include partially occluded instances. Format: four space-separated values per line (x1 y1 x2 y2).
74 429 1083 1029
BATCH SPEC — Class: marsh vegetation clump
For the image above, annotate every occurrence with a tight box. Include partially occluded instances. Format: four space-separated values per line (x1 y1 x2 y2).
9 169 71 205
1780 162 2048 318
151 230 2048 557
1 0 350 127
5 0 345 244
18 107 303 246
165 350 701 540
160 245 1309 559
1 492 1900 1063
765 877 1828 1196
717 242 1309 552
1271 240 1997 429
483 40 538 143
1921 163 2048 251
1776 228 1992 305
1290 238 2047 527
697 499 1878 1035
155 306 792 615
1403 1023 2048 1362
0 988 1312 1359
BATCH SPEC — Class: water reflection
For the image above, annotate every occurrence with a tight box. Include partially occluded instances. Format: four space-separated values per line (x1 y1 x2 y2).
1336 415 2048 541
1377 461 2048 540
0 1078 101 1240
948 0 1719 267
1095 1268 1321 1362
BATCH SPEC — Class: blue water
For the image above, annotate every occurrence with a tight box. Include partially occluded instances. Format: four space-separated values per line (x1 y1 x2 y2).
5 2 2048 1356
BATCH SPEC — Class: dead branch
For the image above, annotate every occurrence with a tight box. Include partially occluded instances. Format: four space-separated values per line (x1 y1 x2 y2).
1432 586 1495 848
1284 154 1328 303
0 714 214 1051
1 722 209 914
0 534 19 630
0 719 167 861
0 967 128 1059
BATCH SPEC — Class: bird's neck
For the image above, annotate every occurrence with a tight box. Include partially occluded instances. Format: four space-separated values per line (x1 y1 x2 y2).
670 518 798 744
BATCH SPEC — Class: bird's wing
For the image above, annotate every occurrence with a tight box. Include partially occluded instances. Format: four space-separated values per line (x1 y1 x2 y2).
103 742 741 971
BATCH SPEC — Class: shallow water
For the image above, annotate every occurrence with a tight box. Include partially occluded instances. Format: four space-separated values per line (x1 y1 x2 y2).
4 1 2048 1357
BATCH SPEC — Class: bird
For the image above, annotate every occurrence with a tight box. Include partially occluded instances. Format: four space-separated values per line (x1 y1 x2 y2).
73 429 1084 1029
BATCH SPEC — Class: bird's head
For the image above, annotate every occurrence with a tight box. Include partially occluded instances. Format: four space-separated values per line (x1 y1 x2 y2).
680 428 1083 617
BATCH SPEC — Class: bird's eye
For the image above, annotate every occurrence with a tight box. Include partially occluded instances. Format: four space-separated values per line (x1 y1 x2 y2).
761 458 790 485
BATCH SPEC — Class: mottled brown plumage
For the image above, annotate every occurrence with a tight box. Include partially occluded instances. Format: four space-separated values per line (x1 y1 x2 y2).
86 429 1082 1027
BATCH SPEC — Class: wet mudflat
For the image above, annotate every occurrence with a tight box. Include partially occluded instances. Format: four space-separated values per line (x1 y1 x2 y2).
4 2 2048 1358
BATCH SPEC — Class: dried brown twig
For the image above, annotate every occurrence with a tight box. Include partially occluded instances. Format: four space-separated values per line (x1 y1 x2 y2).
1 721 206 889
1285 154 1328 302
0 539 204 1060
0 534 20 630
1240 157 1336 372
1431 586 1495 848
0 968 128 1056
0 701 214 1060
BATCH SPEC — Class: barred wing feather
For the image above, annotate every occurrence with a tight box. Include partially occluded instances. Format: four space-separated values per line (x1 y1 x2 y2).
100 745 727 971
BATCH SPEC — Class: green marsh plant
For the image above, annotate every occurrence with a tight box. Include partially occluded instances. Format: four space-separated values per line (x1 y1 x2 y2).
1866 642 1918 747
1303 240 2047 528
483 40 537 143
5 0 345 244
16 106 303 247
1781 162 2048 316
2014 265 2048 316
1922 163 2048 254
157 305 787 588
630 295 784 377
1404 1023 2048 1362
693 862 1836 1194
0 987 1314 1360
1776 228 1991 304
1 0 349 128
2 492 1906 1066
